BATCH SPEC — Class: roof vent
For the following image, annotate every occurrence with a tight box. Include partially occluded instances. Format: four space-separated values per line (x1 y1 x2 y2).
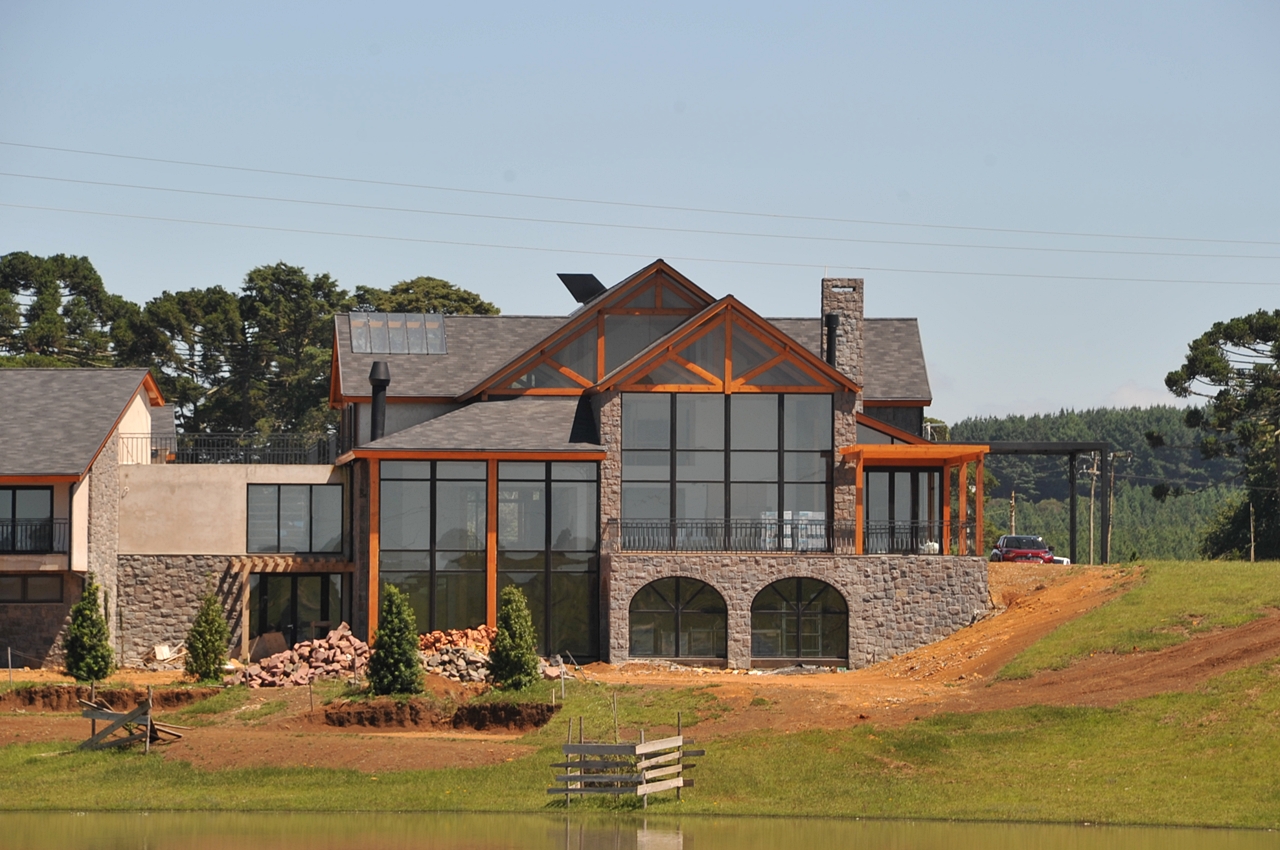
349 312 446 354
558 273 606 304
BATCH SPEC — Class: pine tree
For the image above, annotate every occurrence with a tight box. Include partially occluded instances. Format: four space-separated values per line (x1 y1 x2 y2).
64 573 113 682
489 585 540 691
185 593 231 681
366 585 423 695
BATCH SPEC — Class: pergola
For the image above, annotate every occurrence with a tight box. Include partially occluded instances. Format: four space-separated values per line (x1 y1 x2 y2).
838 443 990 556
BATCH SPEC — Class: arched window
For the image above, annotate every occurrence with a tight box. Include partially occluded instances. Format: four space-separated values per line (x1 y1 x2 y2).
750 578 847 659
629 577 727 659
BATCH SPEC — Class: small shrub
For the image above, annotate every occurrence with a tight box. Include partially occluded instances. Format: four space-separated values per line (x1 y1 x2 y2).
367 585 423 695
490 585 540 690
64 573 113 682
185 593 231 681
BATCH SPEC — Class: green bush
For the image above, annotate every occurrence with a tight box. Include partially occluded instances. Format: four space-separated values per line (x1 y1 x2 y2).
366 585 423 695
489 585 540 690
185 593 231 681
64 573 113 682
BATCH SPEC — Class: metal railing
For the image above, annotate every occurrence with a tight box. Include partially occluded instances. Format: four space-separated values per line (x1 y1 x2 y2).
604 518 980 556
0 519 69 554
118 433 338 465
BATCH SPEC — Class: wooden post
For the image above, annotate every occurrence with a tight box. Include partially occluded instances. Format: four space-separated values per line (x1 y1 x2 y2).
145 686 152 755
853 455 865 555
958 461 968 555
89 682 96 738
975 454 985 555
486 458 499 628
676 711 682 802
942 463 952 555
240 564 251 661
368 458 381 636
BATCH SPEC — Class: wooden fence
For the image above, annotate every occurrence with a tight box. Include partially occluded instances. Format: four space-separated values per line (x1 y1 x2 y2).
548 714 704 807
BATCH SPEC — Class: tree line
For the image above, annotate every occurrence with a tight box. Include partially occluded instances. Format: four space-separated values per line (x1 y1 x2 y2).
0 251 498 433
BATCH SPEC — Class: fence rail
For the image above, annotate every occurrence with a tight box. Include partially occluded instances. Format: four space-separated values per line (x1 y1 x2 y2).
118 433 337 465
604 518 980 555
0 519 69 554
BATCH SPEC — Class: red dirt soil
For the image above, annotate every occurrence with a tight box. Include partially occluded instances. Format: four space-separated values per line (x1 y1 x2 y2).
8 563 1280 770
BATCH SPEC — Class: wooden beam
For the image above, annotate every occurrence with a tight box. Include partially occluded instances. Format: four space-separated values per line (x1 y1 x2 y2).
854 455 864 555
958 461 968 556
486 458 499 628
368 458 381 637
976 454 985 555
942 462 952 556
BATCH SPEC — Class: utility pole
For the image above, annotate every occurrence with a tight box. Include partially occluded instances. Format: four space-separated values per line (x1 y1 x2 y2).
1086 452 1098 565
1009 489 1016 536
1250 501 1256 563
1106 451 1132 563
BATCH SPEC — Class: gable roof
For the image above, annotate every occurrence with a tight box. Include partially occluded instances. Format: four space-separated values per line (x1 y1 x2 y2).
0 368 158 479
766 317 932 403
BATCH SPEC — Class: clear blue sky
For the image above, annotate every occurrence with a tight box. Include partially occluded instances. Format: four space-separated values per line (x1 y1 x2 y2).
2 2 1277 423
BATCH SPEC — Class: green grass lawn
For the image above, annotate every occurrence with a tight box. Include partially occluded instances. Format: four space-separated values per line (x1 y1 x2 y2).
5 659 1280 827
999 560 1280 679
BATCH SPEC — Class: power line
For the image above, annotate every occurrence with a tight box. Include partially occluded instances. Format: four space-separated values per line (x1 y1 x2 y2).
3 139 1277 248
4 170 1276 262
5 201 1279 287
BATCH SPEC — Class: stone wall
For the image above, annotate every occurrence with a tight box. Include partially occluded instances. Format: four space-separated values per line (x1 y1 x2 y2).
603 552 989 669
115 555 241 666
87 433 120 644
0 573 82 669
821 278 865 401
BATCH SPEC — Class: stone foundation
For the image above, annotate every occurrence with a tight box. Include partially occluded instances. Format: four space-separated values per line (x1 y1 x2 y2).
115 555 242 666
604 553 989 669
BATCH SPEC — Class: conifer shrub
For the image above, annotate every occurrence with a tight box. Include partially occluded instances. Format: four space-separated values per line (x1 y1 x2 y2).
64 573 113 682
185 593 231 681
490 584 540 690
367 585 423 695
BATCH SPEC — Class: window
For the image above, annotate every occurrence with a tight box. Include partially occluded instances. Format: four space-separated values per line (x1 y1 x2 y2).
620 394 832 549
863 469 941 554
248 573 348 646
0 487 55 553
629 577 727 658
498 461 599 658
0 574 64 603
750 578 847 659
247 484 344 554
379 461 487 633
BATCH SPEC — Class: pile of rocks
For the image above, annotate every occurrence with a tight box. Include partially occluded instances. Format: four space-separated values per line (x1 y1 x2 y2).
225 623 370 688
422 646 491 683
418 626 496 654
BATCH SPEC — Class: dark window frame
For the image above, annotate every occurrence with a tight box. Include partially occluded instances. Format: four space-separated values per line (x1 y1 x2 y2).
497 461 601 658
379 461 487 633
0 573 64 603
628 576 727 659
246 484 345 555
248 572 351 646
0 486 56 554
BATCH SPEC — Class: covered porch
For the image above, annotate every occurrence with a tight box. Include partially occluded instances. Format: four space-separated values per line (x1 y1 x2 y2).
839 443 989 556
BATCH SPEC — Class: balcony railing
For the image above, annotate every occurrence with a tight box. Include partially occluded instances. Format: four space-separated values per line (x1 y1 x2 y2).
0 519 69 554
118 433 338 465
603 518 980 555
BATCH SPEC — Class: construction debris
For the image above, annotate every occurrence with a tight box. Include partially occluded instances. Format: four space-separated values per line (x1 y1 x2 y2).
418 626 496 654
224 623 369 688
422 646 490 683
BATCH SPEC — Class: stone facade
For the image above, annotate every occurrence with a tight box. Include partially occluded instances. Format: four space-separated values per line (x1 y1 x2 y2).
821 277 865 400
604 552 989 669
0 573 82 668
115 555 242 666
86 433 120 644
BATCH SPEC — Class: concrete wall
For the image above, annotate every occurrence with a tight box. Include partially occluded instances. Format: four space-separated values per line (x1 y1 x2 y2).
603 552 989 669
118 464 343 556
115 554 241 666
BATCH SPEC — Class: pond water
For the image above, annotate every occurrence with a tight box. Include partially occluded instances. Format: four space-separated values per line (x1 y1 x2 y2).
0 812 1272 850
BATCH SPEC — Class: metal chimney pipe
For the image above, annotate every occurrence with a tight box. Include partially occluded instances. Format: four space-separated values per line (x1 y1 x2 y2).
823 313 840 368
369 361 390 442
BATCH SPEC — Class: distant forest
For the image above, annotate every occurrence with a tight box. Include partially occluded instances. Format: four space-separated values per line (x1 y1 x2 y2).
950 407 1240 561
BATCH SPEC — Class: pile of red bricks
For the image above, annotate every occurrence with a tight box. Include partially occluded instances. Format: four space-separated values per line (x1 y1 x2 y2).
225 623 370 688
418 625 497 654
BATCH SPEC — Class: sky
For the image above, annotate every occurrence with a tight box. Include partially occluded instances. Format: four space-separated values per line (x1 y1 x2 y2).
1 1 1277 424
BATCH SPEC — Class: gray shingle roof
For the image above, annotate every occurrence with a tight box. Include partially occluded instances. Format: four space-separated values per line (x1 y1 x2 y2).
0 368 150 477
364 397 599 452
334 314 566 399
766 317 931 403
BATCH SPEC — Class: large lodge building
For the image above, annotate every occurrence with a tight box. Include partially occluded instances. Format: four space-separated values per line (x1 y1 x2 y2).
0 261 991 671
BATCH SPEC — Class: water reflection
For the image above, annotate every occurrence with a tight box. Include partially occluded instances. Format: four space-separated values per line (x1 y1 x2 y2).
0 812 1271 850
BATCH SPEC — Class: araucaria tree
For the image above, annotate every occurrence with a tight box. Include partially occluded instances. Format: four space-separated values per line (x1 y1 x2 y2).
367 585 423 695
64 574 113 682
489 585 540 691
185 593 231 681
1166 310 1280 557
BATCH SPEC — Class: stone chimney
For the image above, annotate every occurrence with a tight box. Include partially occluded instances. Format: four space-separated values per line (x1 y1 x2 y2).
820 278 864 388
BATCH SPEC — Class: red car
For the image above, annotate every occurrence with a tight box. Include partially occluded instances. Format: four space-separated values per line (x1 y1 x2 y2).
989 535 1055 563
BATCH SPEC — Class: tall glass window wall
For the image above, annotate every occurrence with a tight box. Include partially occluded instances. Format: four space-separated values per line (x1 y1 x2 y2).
620 393 832 550
380 461 487 632
498 462 599 658
863 469 942 554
